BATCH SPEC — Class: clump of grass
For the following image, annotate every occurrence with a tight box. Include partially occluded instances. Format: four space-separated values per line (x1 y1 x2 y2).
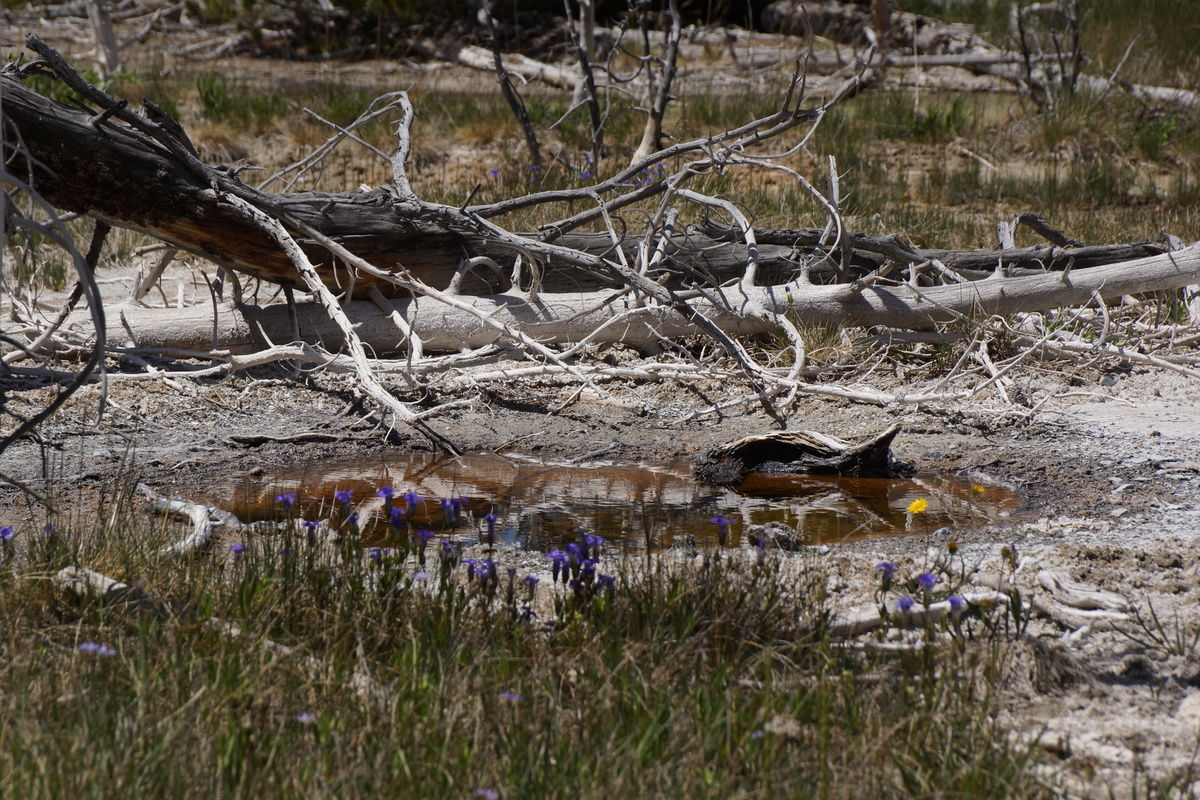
196 73 289 133
0 481 1055 799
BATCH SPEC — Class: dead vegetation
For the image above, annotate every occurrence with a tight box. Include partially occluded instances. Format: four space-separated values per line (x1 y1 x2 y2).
3 1 1200 463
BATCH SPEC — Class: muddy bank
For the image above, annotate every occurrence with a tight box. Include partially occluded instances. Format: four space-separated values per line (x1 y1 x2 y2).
2 361 1192 529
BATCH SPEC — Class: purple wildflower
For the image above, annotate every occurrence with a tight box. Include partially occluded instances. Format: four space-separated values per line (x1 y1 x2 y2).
523 575 540 589
896 596 916 613
377 486 395 500
229 544 246 557
475 790 499 800
334 489 353 508
390 506 406 530
295 712 316 725
585 534 604 560
347 512 359 529
369 547 386 563
580 171 592 179
274 492 297 510
916 572 938 591
78 641 117 657
404 491 423 516
412 571 429 581
709 516 735 547
488 168 500 177
43 522 56 535
547 549 568 583
499 691 522 703
750 730 766 740
0 526 14 542
415 529 435 564
598 574 616 594
484 512 497 545
579 558 596 582
480 558 497 582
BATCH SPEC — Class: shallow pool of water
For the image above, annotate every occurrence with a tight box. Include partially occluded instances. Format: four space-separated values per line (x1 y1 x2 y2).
200 452 1020 552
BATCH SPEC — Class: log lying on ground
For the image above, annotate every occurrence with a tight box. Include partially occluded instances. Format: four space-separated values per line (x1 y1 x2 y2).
0 71 811 296
0 70 1171 303
77 241 1200 355
761 0 1200 108
694 424 905 486
8 33 1200 430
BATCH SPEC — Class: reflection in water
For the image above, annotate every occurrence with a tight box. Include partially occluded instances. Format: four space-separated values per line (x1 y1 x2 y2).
202 453 1020 552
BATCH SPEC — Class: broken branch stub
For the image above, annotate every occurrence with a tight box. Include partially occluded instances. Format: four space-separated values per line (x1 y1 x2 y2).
694 424 907 487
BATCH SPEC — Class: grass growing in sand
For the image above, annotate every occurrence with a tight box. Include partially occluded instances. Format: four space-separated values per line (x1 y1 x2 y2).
0 482 1052 799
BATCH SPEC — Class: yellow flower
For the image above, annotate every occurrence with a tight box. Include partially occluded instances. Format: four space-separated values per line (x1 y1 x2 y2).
906 498 929 514
971 483 985 494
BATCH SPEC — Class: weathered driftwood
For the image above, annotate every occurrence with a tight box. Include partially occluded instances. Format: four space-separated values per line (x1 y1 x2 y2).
694 424 905 486
761 0 1200 108
142 499 218 558
136 482 241 558
827 591 1003 638
64 235 1200 359
1037 570 1131 613
9 35 1200 439
973 570 1132 633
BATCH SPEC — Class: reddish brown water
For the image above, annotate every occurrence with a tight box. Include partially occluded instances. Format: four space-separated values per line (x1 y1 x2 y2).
203 452 1020 552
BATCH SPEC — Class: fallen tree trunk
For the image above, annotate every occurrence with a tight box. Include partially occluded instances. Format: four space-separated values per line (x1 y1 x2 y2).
0 67 1168 304
2 67 836 296
6 35 1200 441
77 241 1200 355
761 1 1200 108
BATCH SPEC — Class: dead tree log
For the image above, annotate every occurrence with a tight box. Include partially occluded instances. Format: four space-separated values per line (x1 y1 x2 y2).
761 0 1200 108
76 241 1200 356
0 70 829 296
0 68 1170 304
6 36 1200 433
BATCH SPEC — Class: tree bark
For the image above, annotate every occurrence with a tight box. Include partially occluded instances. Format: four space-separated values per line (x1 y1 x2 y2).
83 241 1200 355
1 73 822 296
